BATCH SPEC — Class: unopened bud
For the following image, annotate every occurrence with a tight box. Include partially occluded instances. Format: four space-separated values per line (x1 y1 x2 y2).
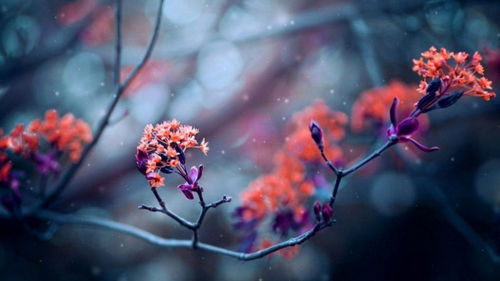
309 120 323 147
321 203 333 222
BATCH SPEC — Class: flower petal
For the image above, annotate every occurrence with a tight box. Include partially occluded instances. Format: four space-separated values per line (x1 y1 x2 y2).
197 164 204 181
182 190 194 200
177 183 192 191
401 137 439 152
189 166 198 183
396 117 419 136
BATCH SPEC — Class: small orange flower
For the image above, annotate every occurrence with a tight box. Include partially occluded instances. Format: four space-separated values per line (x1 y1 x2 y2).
136 120 208 187
147 172 165 188
413 47 496 101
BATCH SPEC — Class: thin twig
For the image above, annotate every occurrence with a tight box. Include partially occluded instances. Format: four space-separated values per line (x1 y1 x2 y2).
342 140 396 176
22 210 334 261
114 0 123 87
149 188 194 229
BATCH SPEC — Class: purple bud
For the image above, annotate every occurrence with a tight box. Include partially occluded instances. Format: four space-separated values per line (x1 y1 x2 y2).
437 91 464 108
174 144 186 165
417 91 436 110
313 201 322 222
197 165 204 181
426 78 441 94
177 184 194 200
135 149 149 175
309 119 323 147
396 117 419 136
389 97 398 127
321 203 333 222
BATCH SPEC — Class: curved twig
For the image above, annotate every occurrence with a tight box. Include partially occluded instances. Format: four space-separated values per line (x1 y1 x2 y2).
31 0 166 212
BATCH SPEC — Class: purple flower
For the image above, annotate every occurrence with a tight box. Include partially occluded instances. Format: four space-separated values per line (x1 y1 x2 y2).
387 98 439 152
135 148 149 175
32 151 60 176
232 206 260 231
177 165 203 200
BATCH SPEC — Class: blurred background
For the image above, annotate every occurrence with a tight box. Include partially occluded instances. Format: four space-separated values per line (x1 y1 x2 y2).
0 0 500 280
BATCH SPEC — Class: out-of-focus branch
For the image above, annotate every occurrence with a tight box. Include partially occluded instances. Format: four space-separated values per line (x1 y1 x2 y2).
348 14 384 87
30 0 166 212
15 209 333 261
114 0 123 87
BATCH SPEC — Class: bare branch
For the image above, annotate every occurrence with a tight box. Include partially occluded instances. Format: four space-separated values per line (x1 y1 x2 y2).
31 0 166 211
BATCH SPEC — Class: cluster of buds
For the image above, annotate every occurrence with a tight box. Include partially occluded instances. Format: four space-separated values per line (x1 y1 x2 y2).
135 120 209 199
313 201 333 223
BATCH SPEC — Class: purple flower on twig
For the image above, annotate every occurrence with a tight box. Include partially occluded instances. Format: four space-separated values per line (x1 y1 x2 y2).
387 97 439 152
177 165 203 200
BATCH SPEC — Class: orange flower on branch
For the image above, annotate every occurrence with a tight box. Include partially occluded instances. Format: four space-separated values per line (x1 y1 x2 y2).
234 100 347 254
136 120 208 188
413 46 496 101
28 110 93 162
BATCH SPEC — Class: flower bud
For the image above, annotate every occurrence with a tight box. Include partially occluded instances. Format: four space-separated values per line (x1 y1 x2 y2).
437 91 464 108
396 117 419 136
426 78 441 94
313 201 322 222
321 203 333 222
309 119 323 147
416 91 436 110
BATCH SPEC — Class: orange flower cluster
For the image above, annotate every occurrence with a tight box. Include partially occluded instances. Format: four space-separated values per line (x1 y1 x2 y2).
237 100 347 255
413 47 496 100
28 110 92 162
240 100 346 221
0 110 92 187
240 153 314 222
137 120 209 188
286 99 347 161
351 80 428 132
